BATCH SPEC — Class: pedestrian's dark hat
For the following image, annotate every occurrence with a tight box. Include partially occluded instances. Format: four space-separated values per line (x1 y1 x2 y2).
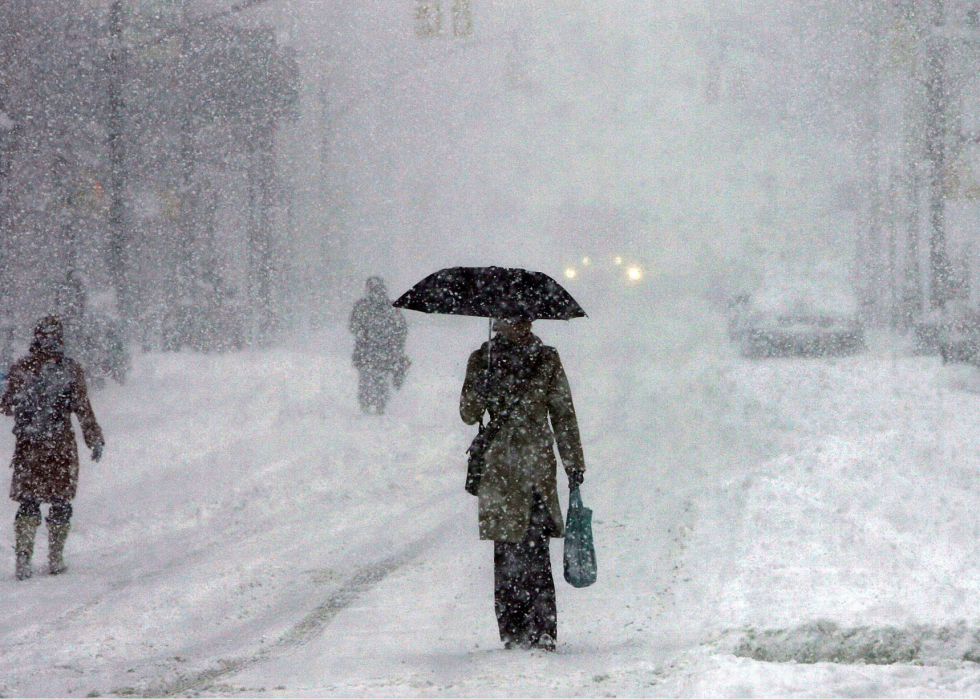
366 276 388 296
33 315 64 347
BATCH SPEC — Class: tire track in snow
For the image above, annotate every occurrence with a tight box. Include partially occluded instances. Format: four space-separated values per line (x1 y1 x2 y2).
133 519 455 697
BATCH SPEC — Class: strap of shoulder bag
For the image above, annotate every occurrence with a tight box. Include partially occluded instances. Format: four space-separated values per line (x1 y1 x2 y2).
478 349 546 434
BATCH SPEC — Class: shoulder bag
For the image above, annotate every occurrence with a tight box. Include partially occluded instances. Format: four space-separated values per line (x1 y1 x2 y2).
464 353 544 496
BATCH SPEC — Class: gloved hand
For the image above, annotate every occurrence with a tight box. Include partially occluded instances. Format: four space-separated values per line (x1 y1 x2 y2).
91 443 103 462
568 471 584 489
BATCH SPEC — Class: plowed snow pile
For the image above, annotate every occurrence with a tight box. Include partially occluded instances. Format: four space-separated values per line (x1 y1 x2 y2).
661 358 980 696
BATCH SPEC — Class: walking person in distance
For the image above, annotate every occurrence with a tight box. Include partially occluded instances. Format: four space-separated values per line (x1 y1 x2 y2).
2 316 104 580
349 277 410 415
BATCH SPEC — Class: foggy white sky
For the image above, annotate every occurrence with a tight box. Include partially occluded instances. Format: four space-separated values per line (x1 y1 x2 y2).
237 0 871 319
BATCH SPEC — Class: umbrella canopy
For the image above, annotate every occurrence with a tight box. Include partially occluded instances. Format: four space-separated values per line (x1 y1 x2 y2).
392 266 587 320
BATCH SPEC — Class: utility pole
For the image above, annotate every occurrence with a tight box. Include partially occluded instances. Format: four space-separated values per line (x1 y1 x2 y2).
106 0 130 324
863 24 885 323
177 0 197 309
0 0 27 308
247 122 276 344
925 0 953 308
903 163 923 324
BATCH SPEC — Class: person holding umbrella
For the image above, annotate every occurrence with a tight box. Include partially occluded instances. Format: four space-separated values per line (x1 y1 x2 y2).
394 267 588 651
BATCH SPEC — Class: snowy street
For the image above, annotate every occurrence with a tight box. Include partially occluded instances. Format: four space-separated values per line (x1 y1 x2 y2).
2 323 980 696
5 0 978 696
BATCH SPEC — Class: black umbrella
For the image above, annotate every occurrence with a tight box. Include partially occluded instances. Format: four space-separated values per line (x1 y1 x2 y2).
392 266 586 320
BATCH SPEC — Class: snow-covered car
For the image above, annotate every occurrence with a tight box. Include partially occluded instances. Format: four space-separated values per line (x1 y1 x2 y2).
729 293 865 358
911 310 942 356
740 312 864 358
937 302 980 365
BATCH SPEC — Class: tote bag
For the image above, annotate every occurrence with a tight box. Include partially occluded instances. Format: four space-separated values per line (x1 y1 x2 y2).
563 485 597 588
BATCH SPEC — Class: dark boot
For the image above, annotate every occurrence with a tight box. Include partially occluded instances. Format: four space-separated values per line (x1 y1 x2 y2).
14 515 40 581
47 522 70 575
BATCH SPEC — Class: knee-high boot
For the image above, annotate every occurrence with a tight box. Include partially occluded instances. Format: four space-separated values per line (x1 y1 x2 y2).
14 515 40 581
48 522 70 575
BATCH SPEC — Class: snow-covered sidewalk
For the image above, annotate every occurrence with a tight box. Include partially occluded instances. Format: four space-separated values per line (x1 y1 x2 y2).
0 328 474 697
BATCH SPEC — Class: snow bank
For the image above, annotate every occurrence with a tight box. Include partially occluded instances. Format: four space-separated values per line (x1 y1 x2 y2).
663 356 980 695
709 429 980 631
657 647 980 698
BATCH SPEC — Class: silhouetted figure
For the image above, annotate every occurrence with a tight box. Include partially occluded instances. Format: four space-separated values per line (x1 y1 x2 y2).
349 277 409 414
54 270 86 354
459 318 586 650
79 310 129 388
1 317 104 580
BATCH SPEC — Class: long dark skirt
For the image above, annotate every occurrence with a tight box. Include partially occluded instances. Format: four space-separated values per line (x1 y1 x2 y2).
494 491 557 647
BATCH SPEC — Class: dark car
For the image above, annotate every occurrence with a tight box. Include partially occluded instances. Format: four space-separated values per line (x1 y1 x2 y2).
729 297 865 358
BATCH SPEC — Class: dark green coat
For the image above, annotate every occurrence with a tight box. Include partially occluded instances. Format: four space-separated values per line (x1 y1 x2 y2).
460 334 585 542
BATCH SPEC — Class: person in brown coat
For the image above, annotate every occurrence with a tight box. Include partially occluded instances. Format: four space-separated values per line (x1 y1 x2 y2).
1 316 104 580
460 317 585 651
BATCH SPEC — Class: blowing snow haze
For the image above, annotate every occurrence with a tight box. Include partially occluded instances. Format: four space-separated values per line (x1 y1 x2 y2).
1 0 893 333
299 0 867 323
3 0 980 696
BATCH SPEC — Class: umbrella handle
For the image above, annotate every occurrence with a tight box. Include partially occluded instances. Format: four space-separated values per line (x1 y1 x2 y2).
485 317 493 421
487 315 493 375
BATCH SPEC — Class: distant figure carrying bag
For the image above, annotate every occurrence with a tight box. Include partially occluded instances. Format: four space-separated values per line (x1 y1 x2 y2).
563 485 596 588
